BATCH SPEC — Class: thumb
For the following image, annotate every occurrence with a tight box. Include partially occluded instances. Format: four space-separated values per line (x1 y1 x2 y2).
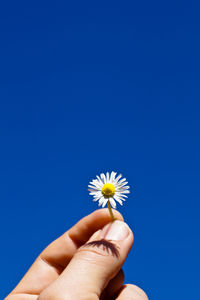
40 220 133 300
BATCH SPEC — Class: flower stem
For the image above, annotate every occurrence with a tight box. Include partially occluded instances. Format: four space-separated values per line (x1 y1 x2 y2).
107 200 115 221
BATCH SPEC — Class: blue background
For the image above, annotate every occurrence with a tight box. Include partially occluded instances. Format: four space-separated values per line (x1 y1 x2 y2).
1 1 200 299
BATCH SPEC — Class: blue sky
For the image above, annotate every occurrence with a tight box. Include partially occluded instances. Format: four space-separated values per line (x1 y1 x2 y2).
1 1 200 299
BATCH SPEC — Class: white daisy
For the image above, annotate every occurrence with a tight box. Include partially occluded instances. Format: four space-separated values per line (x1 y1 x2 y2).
88 171 130 209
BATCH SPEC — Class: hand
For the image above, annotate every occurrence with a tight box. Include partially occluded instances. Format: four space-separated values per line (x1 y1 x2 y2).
5 209 148 300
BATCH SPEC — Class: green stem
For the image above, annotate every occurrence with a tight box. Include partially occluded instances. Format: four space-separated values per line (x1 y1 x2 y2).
107 200 115 221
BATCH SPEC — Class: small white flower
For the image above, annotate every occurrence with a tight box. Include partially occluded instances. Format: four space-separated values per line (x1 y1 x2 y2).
88 171 130 209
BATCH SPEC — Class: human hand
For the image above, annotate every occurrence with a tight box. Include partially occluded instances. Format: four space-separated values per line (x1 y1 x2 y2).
5 209 148 300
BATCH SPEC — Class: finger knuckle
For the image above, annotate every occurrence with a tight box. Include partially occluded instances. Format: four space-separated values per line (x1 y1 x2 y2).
38 290 65 300
39 291 98 300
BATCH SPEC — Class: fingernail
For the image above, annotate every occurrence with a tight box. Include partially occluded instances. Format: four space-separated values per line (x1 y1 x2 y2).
101 220 130 241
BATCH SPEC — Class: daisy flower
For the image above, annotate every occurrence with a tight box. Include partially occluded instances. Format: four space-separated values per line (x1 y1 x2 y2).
88 171 130 220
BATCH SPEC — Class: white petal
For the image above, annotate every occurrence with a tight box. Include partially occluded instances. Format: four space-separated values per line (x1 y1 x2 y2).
109 198 116 208
114 196 123 205
115 181 128 188
89 191 102 196
101 173 106 184
91 179 102 186
110 171 117 183
120 190 130 194
96 176 104 186
121 185 130 189
106 172 110 183
89 184 100 190
119 197 126 201
102 198 108 207
89 191 97 195
116 185 130 191
98 197 105 206
121 194 128 198
115 187 129 192
90 183 102 189
88 185 100 190
114 174 122 184
93 197 100 202
115 193 128 199
93 197 101 201
114 194 125 202
88 189 99 193
118 178 126 184
89 181 97 186
116 190 130 195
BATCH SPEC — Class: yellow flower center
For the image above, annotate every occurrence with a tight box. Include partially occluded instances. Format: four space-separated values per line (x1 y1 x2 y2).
102 183 115 197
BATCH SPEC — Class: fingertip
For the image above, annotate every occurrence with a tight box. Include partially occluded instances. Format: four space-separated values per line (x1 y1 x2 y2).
117 284 149 300
68 208 124 245
93 208 124 222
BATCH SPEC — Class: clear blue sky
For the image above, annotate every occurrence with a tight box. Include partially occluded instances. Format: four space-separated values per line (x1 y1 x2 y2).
1 1 200 299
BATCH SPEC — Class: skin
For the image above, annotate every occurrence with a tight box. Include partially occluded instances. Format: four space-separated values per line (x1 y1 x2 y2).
5 209 148 300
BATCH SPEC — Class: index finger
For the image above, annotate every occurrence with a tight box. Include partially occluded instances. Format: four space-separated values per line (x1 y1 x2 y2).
9 209 123 297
